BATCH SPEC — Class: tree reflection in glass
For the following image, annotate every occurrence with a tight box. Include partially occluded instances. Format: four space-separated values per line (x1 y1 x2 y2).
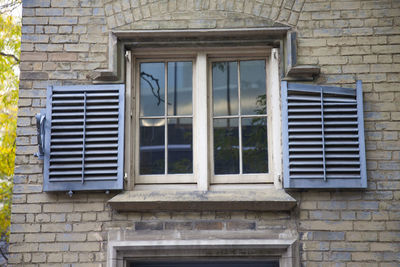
212 59 268 175
214 118 239 174
139 61 193 175
168 118 193 174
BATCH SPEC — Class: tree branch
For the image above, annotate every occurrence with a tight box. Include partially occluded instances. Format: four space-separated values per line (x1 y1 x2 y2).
0 246 8 261
0 0 20 14
0 51 19 63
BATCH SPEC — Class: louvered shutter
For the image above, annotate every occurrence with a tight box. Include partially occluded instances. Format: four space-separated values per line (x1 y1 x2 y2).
43 84 125 192
282 81 367 189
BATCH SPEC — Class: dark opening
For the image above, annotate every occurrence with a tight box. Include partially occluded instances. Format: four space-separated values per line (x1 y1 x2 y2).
130 260 279 267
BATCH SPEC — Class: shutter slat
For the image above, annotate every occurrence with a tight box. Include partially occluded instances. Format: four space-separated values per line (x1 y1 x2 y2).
288 115 322 119
282 81 367 189
50 158 83 163
289 141 323 145
290 134 323 139
43 84 125 192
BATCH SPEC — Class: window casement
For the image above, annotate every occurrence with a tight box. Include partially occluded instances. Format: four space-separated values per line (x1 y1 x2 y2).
125 47 282 190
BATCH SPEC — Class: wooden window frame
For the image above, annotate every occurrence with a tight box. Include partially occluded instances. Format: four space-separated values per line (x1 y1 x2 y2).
125 47 282 190
134 57 196 184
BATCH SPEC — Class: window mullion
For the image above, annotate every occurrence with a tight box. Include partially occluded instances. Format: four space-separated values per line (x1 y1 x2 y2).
238 61 243 175
164 62 168 175
195 52 209 190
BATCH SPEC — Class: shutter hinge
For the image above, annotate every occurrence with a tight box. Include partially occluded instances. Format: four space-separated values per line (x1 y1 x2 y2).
124 172 128 182
34 110 46 159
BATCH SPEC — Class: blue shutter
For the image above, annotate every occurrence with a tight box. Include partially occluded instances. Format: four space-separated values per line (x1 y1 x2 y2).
282 81 367 189
39 84 125 192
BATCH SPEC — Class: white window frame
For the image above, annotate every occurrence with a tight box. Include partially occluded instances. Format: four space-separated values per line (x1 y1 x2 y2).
125 47 282 191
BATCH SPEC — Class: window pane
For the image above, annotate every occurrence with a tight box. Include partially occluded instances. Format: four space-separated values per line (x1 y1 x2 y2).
168 62 193 116
140 62 165 116
240 60 266 115
168 118 193 174
214 118 239 174
140 119 165 174
242 117 268 173
212 61 238 116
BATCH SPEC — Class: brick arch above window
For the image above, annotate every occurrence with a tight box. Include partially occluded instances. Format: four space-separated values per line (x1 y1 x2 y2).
101 0 305 30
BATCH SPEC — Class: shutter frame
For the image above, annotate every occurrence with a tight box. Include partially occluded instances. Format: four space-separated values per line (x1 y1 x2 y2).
42 84 125 192
282 81 367 189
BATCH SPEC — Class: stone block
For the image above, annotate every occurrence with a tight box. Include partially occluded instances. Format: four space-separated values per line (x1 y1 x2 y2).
49 17 78 25
73 222 102 232
47 253 63 263
69 242 100 252
300 221 353 231
20 71 48 80
51 0 79 7
12 204 41 214
38 243 69 252
309 211 340 220
135 221 163 230
9 243 39 253
226 221 256 230
36 8 63 16
10 223 40 233
65 44 90 52
56 233 86 242
50 35 79 43
43 203 73 213
25 233 55 242
41 223 72 232
22 17 48 25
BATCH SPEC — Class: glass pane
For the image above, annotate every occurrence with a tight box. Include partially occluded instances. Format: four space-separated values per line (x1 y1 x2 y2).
242 117 268 173
168 62 193 116
168 118 193 174
240 60 266 115
140 62 165 116
212 61 238 116
140 119 165 174
213 118 239 174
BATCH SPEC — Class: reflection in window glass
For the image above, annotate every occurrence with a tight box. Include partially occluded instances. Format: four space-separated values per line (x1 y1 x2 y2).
168 62 193 116
139 61 193 175
212 61 238 116
140 119 165 174
140 63 165 116
168 118 193 174
212 59 267 175
240 60 266 115
213 118 239 174
242 117 268 173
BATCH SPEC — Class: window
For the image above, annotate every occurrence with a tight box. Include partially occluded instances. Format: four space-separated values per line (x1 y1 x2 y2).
127 47 282 189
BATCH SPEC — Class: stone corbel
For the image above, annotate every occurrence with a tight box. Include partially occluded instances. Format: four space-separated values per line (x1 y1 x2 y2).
88 32 125 83
284 31 320 81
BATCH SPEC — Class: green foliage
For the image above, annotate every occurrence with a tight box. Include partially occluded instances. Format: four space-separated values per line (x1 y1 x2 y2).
0 0 21 246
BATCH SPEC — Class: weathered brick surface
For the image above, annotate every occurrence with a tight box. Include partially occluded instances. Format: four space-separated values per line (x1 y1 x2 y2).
10 0 400 265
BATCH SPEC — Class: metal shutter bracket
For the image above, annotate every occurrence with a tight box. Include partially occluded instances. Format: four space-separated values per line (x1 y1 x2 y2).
35 111 46 159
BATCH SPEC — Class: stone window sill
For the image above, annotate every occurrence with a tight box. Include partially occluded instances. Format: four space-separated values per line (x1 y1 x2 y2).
108 189 297 211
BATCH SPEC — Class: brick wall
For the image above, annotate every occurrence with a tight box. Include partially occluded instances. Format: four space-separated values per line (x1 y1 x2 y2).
10 0 400 266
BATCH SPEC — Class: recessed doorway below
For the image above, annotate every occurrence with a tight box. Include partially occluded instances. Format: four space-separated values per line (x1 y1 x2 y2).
129 260 279 267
